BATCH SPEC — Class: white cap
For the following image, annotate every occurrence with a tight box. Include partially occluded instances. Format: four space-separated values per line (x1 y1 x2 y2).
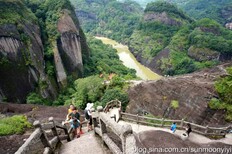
86 103 94 110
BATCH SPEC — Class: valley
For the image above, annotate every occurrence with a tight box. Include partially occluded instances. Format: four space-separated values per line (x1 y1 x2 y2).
95 36 161 80
0 0 232 153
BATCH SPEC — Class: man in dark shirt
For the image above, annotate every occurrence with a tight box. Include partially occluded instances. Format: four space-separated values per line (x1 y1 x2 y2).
66 107 81 138
68 107 80 121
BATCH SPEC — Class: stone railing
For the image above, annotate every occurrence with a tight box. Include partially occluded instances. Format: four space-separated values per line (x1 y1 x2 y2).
121 112 232 137
103 99 122 122
93 106 137 154
15 117 72 154
103 99 121 113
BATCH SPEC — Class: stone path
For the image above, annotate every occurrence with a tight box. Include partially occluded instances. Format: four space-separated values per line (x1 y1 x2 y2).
59 131 108 154
119 121 232 145
59 118 232 154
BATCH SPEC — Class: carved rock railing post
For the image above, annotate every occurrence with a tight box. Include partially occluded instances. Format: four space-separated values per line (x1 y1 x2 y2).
16 117 74 154
94 108 138 154
205 125 209 134
161 118 164 127
49 117 61 143
63 124 71 142
120 124 133 154
33 121 53 154
136 114 139 124
180 119 184 129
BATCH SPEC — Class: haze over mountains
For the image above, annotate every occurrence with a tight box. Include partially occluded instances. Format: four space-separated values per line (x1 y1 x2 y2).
122 0 232 25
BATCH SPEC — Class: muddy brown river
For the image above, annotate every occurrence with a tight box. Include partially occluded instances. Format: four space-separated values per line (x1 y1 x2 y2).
95 37 161 80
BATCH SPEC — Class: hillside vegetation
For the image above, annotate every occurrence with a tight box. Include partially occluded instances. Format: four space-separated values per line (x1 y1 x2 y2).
0 0 136 109
210 67 232 121
132 0 232 25
128 2 232 75
27 36 136 108
70 0 143 42
0 0 37 25
174 0 232 25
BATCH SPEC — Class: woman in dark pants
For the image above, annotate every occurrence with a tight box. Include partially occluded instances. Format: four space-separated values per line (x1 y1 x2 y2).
186 123 192 136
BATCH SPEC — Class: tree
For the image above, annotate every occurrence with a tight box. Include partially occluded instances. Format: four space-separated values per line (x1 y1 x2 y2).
209 67 232 121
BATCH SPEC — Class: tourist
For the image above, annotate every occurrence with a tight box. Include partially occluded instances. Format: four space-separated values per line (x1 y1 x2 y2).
65 104 75 121
186 123 192 136
70 117 80 138
64 107 81 138
170 122 177 133
85 103 94 131
68 104 75 114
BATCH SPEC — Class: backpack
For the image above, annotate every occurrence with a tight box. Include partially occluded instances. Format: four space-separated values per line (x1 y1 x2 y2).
85 109 90 120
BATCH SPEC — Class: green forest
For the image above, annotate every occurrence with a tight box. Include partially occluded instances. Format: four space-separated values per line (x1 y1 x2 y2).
1 0 232 122
26 36 136 109
73 0 232 121
70 0 143 42
132 0 232 24
8 0 136 109
128 2 231 75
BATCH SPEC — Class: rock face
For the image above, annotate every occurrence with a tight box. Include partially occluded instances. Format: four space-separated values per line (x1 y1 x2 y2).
148 48 171 74
57 10 83 79
225 23 232 30
187 46 220 62
127 64 232 126
144 12 182 26
0 1 88 103
0 22 55 103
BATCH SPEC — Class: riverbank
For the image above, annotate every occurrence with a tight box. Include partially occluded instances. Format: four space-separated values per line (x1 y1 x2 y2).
95 37 161 80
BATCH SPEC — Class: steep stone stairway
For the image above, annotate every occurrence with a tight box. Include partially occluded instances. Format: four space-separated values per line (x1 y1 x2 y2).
16 100 232 154
59 131 109 154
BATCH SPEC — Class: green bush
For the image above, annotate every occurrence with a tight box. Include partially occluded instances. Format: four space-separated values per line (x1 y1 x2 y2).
26 92 51 105
101 88 129 111
71 75 104 109
0 115 32 136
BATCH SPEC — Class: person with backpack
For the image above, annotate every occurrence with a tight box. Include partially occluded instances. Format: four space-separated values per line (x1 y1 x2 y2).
85 103 93 131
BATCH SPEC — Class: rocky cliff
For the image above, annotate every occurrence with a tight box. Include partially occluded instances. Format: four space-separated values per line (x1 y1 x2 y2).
0 0 89 103
127 63 232 126
0 0 56 103
57 9 83 80
143 12 183 26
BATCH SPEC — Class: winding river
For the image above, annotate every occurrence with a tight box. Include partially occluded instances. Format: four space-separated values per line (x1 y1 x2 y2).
95 37 161 80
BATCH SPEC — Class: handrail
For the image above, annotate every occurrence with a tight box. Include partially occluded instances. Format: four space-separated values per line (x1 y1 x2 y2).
15 117 72 154
121 112 231 137
93 106 138 154
104 99 121 113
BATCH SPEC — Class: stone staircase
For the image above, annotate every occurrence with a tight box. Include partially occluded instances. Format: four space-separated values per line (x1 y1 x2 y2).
59 131 109 154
